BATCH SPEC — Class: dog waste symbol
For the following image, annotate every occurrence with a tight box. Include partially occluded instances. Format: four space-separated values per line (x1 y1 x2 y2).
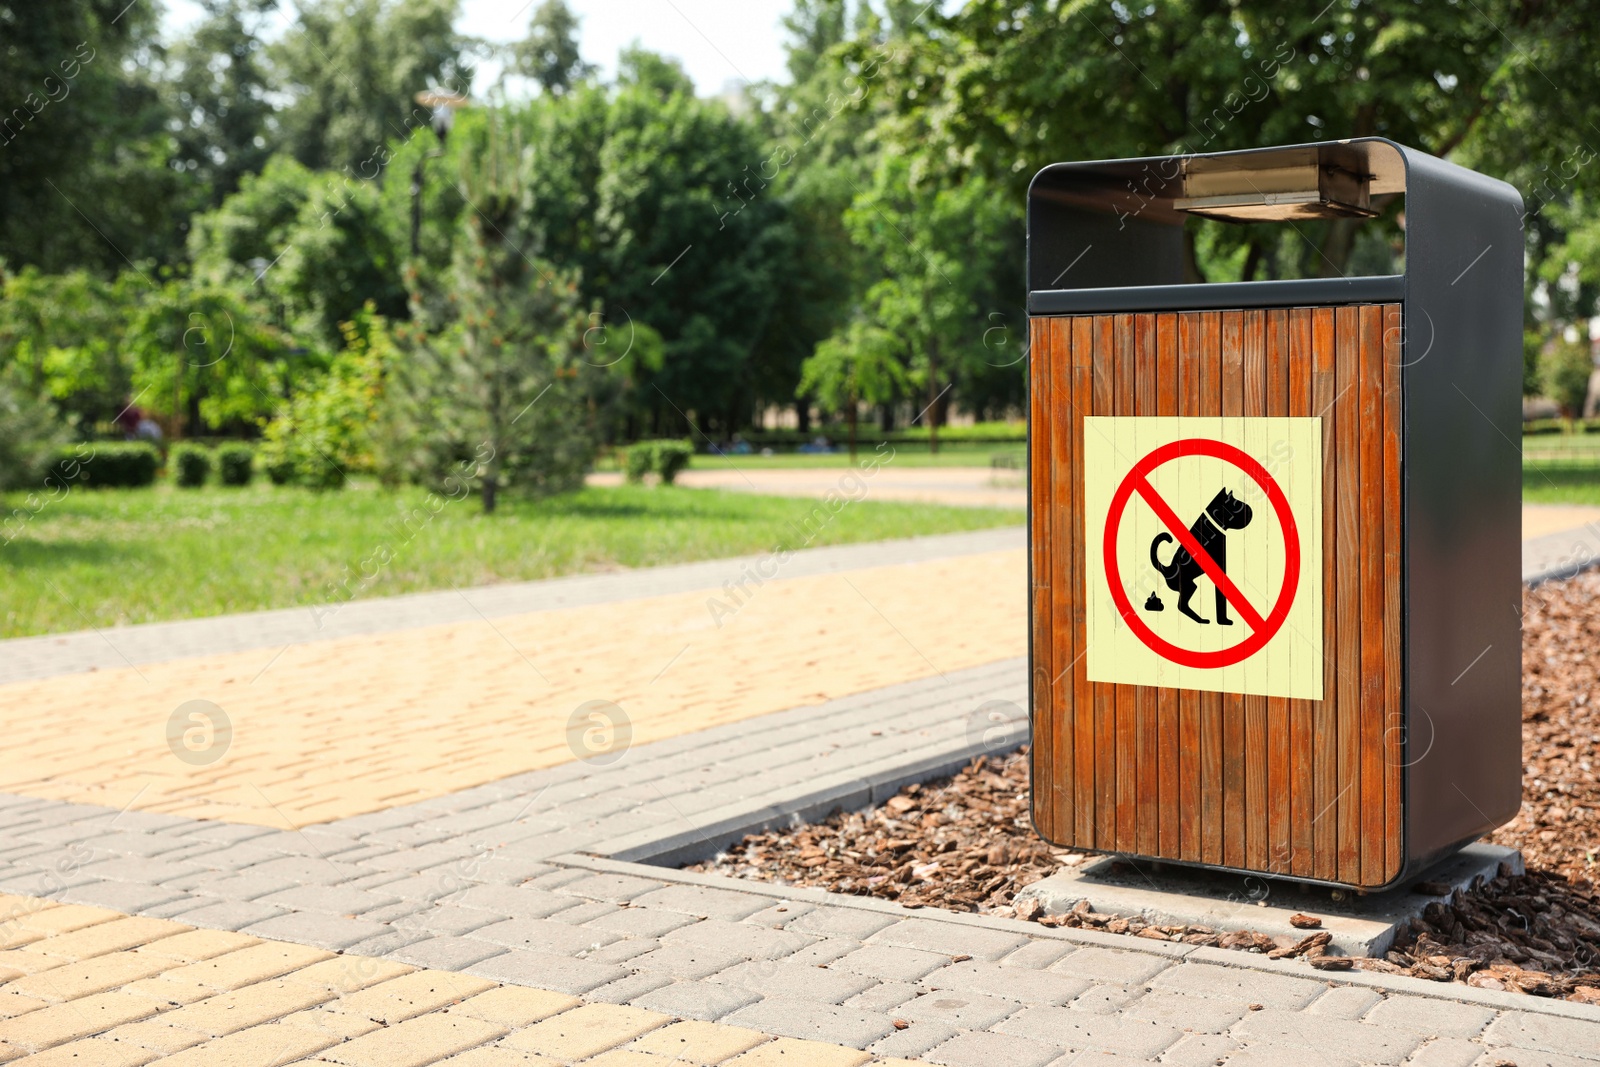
1144 592 1163 612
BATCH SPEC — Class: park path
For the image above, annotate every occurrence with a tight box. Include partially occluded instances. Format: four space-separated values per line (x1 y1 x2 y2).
585 467 1028 510
2 524 1599 1064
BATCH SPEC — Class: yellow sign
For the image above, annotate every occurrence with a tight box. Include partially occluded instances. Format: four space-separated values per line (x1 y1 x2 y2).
1083 416 1323 700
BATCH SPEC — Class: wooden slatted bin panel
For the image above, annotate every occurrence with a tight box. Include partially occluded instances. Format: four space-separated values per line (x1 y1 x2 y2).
1029 304 1403 888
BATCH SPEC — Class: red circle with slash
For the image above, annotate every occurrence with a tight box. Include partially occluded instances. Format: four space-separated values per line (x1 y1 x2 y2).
1103 438 1300 669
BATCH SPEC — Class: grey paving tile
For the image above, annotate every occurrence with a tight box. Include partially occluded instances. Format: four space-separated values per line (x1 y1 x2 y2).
843 981 921 1014
708 960 877 1005
1051 946 1174 986
1482 1011 1600 1061
581 906 695 940
466 916 616 956
629 979 763 1022
393 935 509 971
784 906 899 941
896 989 1019 1029
662 917 814 961
170 899 288 931
391 904 504 937
1366 994 1496 1038
1147 961 1323 1010
723 996 897 1050
256 884 401 917
449 883 577 918
922 959 1089 1006
1232 1009 1426 1063
921 1029 1063 1067
584 972 673 1005
997 1005 1183 1059
869 1020 959 1060
242 912 391 951
465 949 627 995
1120 989 1249 1033
627 884 774 920
628 943 748 981
833 943 953 982
58 881 185 912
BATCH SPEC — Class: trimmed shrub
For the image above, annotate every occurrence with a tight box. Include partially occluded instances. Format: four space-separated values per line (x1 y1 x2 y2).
71 442 160 488
654 440 693 485
624 443 655 483
172 444 213 488
217 444 254 486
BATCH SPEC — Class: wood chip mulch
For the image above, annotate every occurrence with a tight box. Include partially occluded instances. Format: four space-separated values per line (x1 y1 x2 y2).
688 572 1600 1001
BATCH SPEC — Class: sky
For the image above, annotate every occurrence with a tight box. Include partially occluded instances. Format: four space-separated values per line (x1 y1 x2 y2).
161 0 797 96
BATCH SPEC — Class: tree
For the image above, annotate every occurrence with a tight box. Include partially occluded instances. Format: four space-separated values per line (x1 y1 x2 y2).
270 0 472 175
0 376 66 492
838 153 1010 451
189 155 407 347
393 123 599 513
1543 335 1594 423
797 321 909 458
163 0 279 208
513 1 594 96
0 0 188 271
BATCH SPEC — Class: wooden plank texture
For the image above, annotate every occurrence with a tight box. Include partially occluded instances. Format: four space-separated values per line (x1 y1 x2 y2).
1029 303 1403 888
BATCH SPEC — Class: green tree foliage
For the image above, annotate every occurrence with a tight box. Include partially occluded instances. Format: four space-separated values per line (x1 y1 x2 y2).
1543 335 1595 422
837 154 1011 448
270 0 472 175
258 306 394 489
163 0 279 208
393 126 600 513
797 320 909 458
513 0 595 96
0 1 186 271
122 277 291 435
0 377 68 492
189 156 407 345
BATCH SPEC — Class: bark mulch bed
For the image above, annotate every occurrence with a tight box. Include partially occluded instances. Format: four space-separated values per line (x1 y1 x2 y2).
687 573 1600 1002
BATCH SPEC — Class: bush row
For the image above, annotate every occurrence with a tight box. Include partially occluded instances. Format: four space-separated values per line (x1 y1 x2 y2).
626 439 694 485
741 422 1026 448
41 442 256 490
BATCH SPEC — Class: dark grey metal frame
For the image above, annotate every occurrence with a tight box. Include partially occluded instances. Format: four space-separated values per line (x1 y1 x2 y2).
1025 138 1524 891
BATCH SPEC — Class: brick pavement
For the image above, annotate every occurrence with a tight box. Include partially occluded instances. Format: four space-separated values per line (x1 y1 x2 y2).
0 534 1024 827
1 659 1597 1063
2 528 1598 1062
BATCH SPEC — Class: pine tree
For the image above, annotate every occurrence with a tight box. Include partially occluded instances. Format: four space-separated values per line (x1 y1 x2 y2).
392 132 597 514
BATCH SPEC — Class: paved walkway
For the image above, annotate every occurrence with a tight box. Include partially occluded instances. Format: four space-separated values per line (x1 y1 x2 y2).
586 469 1028 510
2 525 1599 1063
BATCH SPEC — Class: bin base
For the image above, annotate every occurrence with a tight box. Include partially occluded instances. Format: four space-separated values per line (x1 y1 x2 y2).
1014 843 1521 958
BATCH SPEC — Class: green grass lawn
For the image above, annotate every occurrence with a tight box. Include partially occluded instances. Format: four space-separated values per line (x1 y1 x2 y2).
0 482 1021 639
1523 432 1600 504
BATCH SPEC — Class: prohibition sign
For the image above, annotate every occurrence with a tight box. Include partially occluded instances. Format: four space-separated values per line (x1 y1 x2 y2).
1102 438 1300 670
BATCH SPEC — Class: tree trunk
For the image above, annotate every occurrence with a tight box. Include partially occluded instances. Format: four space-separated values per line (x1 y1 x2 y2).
847 398 858 462
927 346 940 455
796 399 811 434
482 474 498 514
878 402 894 432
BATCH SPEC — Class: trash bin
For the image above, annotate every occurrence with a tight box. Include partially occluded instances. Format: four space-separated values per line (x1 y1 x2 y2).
1026 139 1523 890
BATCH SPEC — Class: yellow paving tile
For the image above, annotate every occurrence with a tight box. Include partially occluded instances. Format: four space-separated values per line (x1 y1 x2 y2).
160 942 333 992
436 1048 561 1066
133 930 260 963
0 990 51 1019
150 1022 340 1067
3 1036 158 1066
0 903 120 943
499 1004 671 1061
284 956 414 995
0 991 164 1056
99 1020 209 1055
0 551 1024 826
0 900 926 1067
12 918 186 964
5 951 171 1002
155 975 337 1037
725 1038 873 1067
324 971 495 1024
454 986 581 1028
626 1020 769 1064
314 1011 507 1067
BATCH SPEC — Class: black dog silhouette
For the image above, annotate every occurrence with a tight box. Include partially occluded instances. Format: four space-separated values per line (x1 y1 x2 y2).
1149 489 1253 625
